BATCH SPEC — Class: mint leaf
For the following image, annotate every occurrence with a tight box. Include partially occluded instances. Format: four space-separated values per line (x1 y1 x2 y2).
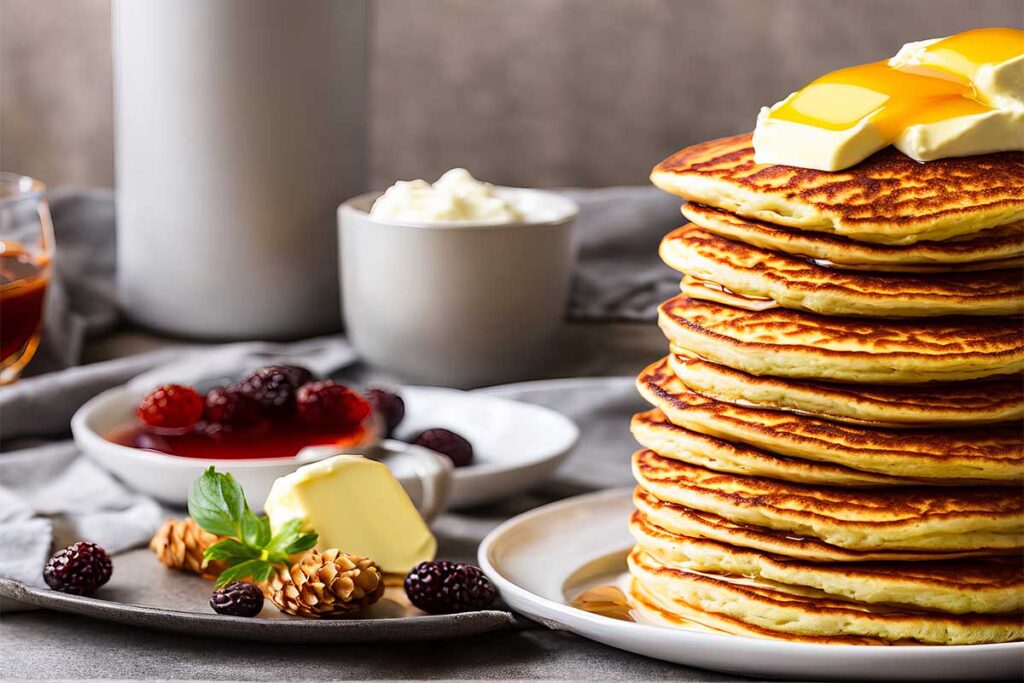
213 559 267 588
285 533 318 555
204 538 259 563
188 468 247 537
264 518 317 562
240 509 270 549
186 468 320 589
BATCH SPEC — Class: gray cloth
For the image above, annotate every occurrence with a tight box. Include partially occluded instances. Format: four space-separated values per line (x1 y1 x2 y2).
28 189 120 375
561 186 683 322
26 187 681 376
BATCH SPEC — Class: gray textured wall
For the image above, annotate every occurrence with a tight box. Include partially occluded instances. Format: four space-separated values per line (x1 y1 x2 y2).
2 0 1021 189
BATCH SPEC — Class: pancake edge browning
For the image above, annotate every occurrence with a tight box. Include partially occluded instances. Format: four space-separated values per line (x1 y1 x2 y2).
630 410 939 486
650 134 1024 245
632 450 1024 552
666 353 1024 427
660 227 1024 317
658 295 1024 383
633 488 1006 562
628 547 1024 645
681 203 1024 272
630 511 1024 614
638 358 1024 482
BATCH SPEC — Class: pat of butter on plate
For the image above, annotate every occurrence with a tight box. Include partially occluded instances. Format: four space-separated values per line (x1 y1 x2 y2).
264 454 437 574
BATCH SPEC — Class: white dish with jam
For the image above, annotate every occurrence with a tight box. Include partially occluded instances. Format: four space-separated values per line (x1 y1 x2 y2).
72 384 579 513
478 489 1024 681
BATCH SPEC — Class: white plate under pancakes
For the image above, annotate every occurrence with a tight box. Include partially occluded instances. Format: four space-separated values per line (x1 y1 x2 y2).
478 488 1023 681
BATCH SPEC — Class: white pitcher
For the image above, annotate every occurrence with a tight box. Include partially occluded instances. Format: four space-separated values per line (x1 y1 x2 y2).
113 0 367 339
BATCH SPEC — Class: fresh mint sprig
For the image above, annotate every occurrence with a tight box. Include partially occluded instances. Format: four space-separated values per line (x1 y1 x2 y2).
187 467 317 587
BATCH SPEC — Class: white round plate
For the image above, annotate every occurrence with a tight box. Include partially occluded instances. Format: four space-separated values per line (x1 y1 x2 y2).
398 386 580 508
478 489 1024 681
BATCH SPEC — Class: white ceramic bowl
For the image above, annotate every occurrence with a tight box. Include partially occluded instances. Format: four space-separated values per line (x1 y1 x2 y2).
338 189 578 388
71 385 452 519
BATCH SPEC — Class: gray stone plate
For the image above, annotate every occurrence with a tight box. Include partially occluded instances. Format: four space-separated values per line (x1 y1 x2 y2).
0 548 518 642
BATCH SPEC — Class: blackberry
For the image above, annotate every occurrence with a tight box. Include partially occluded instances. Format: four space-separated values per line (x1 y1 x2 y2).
404 560 497 614
236 366 299 412
296 380 371 430
412 428 474 467
203 386 259 427
43 542 113 595
279 365 314 389
210 581 264 617
365 388 405 436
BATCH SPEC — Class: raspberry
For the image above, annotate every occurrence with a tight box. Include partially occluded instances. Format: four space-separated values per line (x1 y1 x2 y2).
236 366 299 413
296 381 372 430
137 384 204 431
412 428 474 467
365 388 405 436
43 542 113 595
404 561 497 614
210 581 264 617
204 386 259 427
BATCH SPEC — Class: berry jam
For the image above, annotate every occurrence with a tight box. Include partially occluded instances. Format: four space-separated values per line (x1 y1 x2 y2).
108 418 373 460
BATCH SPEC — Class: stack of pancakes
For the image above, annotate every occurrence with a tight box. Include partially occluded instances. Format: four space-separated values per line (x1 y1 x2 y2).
628 133 1024 645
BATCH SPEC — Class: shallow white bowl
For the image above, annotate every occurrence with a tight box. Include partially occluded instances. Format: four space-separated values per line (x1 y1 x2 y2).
70 385 452 518
72 384 579 513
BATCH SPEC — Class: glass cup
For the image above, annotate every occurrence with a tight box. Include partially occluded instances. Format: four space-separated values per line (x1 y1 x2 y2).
0 174 54 384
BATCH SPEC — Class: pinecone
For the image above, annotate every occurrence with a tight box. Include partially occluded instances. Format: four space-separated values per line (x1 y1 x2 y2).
149 518 226 580
266 549 384 618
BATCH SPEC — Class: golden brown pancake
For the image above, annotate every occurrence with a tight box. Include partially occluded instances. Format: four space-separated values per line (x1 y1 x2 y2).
633 487 1003 562
632 451 1024 553
659 295 1024 383
682 203 1024 273
637 358 1023 482
629 575 889 644
631 410 931 486
660 226 1024 317
630 512 1024 614
666 352 1024 427
628 548 1024 645
650 133 1024 245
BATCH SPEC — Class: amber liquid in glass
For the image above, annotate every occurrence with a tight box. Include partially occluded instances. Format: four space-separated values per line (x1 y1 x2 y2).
0 243 49 381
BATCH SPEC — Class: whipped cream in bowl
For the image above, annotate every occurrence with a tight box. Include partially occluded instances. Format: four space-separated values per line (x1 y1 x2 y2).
366 168 577 228
339 170 579 387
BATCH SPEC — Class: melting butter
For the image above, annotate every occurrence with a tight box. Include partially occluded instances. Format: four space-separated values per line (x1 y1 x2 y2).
754 27 1024 171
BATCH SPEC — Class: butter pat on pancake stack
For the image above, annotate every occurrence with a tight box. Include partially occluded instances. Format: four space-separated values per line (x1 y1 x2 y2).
628 134 1024 645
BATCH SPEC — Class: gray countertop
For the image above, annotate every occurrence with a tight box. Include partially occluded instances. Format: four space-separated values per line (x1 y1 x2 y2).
1 323 750 681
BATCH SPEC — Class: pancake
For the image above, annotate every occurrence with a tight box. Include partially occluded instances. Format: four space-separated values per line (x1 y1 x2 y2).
633 487 1002 562
638 358 1023 482
661 226 1024 317
650 133 1024 245
659 295 1024 383
629 575 889 645
631 410 932 487
682 203 1024 273
628 548 1024 645
630 512 1024 614
667 352 1024 427
632 451 1024 552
